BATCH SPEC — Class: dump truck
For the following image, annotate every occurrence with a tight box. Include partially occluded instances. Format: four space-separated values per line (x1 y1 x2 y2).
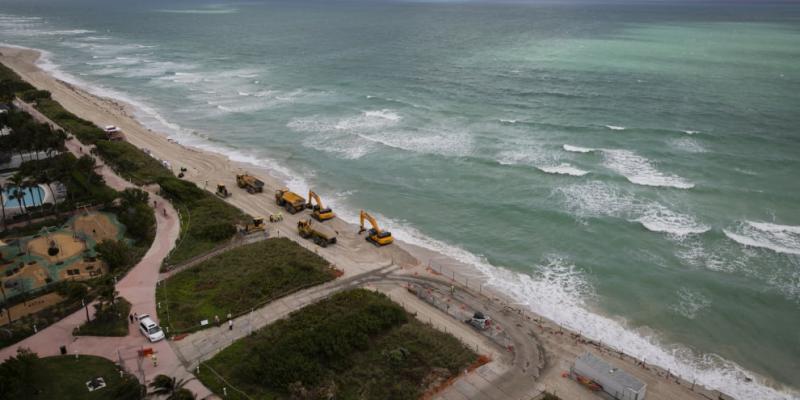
298 218 337 247
358 210 393 246
216 184 231 198
275 188 306 214
238 217 266 234
236 173 264 194
306 191 335 221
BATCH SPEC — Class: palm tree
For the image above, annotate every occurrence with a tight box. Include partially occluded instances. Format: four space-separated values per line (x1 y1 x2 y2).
8 174 27 222
0 181 7 232
148 375 194 399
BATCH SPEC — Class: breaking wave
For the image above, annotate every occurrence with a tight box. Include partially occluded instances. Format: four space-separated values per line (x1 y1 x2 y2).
537 163 589 177
563 144 596 153
603 149 694 189
723 222 800 256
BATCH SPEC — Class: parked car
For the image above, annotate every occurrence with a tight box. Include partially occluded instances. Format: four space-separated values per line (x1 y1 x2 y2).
137 314 165 342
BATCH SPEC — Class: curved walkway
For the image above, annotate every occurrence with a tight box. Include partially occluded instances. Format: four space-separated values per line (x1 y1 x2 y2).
0 104 214 398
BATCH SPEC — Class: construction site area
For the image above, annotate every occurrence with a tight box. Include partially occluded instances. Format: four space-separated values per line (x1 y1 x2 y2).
0 211 125 300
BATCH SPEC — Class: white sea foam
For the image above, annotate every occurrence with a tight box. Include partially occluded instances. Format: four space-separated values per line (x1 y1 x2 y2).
671 288 712 319
11 40 795 400
671 137 707 154
499 118 518 124
605 125 626 131
558 181 709 237
602 149 694 189
563 144 596 153
723 222 800 256
155 8 239 15
683 130 700 135
634 204 710 236
537 163 589 177
557 181 637 218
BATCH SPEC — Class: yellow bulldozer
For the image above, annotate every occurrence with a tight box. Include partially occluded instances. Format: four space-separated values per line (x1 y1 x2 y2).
298 218 337 247
239 217 266 234
358 210 393 246
275 188 306 214
216 183 231 198
236 173 264 194
306 191 335 222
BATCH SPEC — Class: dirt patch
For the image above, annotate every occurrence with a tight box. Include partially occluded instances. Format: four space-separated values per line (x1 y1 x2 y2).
57 259 107 281
73 213 119 243
27 232 86 262
0 292 65 327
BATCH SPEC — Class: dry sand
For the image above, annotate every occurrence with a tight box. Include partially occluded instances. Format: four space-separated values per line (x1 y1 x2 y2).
0 45 738 400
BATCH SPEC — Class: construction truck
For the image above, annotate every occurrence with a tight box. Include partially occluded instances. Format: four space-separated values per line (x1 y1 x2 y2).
236 173 264 194
216 184 231 198
239 217 266 234
306 191 335 221
275 188 306 214
298 218 337 247
358 210 393 246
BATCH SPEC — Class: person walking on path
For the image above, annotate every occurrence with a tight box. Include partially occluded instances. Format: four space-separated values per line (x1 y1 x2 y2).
228 319 233 331
133 312 138 322
214 315 220 326
129 313 134 324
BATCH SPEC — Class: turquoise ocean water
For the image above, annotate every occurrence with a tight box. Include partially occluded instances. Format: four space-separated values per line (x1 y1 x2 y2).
1 1 798 398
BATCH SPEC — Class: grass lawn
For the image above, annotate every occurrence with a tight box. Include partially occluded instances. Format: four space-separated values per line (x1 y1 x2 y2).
74 297 132 337
24 355 138 400
197 289 478 400
157 238 337 333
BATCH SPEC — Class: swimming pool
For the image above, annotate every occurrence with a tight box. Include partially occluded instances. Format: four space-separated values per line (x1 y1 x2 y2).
2 185 46 208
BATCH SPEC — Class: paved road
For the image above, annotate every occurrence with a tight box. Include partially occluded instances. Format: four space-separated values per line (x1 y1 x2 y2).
1 102 215 398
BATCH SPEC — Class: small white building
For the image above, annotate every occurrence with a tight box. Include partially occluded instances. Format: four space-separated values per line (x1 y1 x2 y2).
572 352 647 400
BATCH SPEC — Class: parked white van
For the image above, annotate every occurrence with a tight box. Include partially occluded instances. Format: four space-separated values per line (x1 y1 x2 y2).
137 314 165 342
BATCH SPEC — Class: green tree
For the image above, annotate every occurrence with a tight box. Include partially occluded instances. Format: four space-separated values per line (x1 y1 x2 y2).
0 348 39 398
95 239 132 273
110 376 145 400
149 374 193 399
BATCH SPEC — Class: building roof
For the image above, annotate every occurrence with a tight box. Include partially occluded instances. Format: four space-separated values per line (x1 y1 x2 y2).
577 352 646 391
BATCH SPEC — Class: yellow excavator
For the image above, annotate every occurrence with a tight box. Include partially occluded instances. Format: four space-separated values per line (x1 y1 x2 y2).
306 191 335 222
358 210 393 246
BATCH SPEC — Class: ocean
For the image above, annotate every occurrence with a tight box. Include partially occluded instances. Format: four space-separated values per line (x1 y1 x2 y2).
1 0 798 398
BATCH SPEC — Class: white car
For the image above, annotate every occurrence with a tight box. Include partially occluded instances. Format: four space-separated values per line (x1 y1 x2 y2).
137 314 165 342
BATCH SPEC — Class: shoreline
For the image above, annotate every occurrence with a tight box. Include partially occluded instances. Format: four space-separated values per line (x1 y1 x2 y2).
1 44 796 400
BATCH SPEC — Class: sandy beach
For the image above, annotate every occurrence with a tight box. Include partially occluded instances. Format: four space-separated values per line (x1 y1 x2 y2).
0 44 781 400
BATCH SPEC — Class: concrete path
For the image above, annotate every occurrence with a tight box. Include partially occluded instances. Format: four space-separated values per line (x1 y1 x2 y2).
1 102 215 398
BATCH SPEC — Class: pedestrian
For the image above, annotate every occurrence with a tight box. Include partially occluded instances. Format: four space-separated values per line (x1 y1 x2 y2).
163 208 166 217
228 319 233 331
133 312 138 321
152 355 158 367
214 315 220 326
153 200 157 208
129 313 134 324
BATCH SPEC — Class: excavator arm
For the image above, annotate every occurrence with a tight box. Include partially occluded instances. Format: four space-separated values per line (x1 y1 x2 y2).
359 210 393 246
307 191 324 209
359 210 381 234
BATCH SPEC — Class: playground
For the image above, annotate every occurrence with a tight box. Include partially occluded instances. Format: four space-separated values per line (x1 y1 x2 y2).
0 211 126 300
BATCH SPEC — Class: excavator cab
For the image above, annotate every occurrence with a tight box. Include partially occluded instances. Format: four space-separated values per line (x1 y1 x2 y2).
358 210 393 246
307 191 335 221
216 184 230 198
